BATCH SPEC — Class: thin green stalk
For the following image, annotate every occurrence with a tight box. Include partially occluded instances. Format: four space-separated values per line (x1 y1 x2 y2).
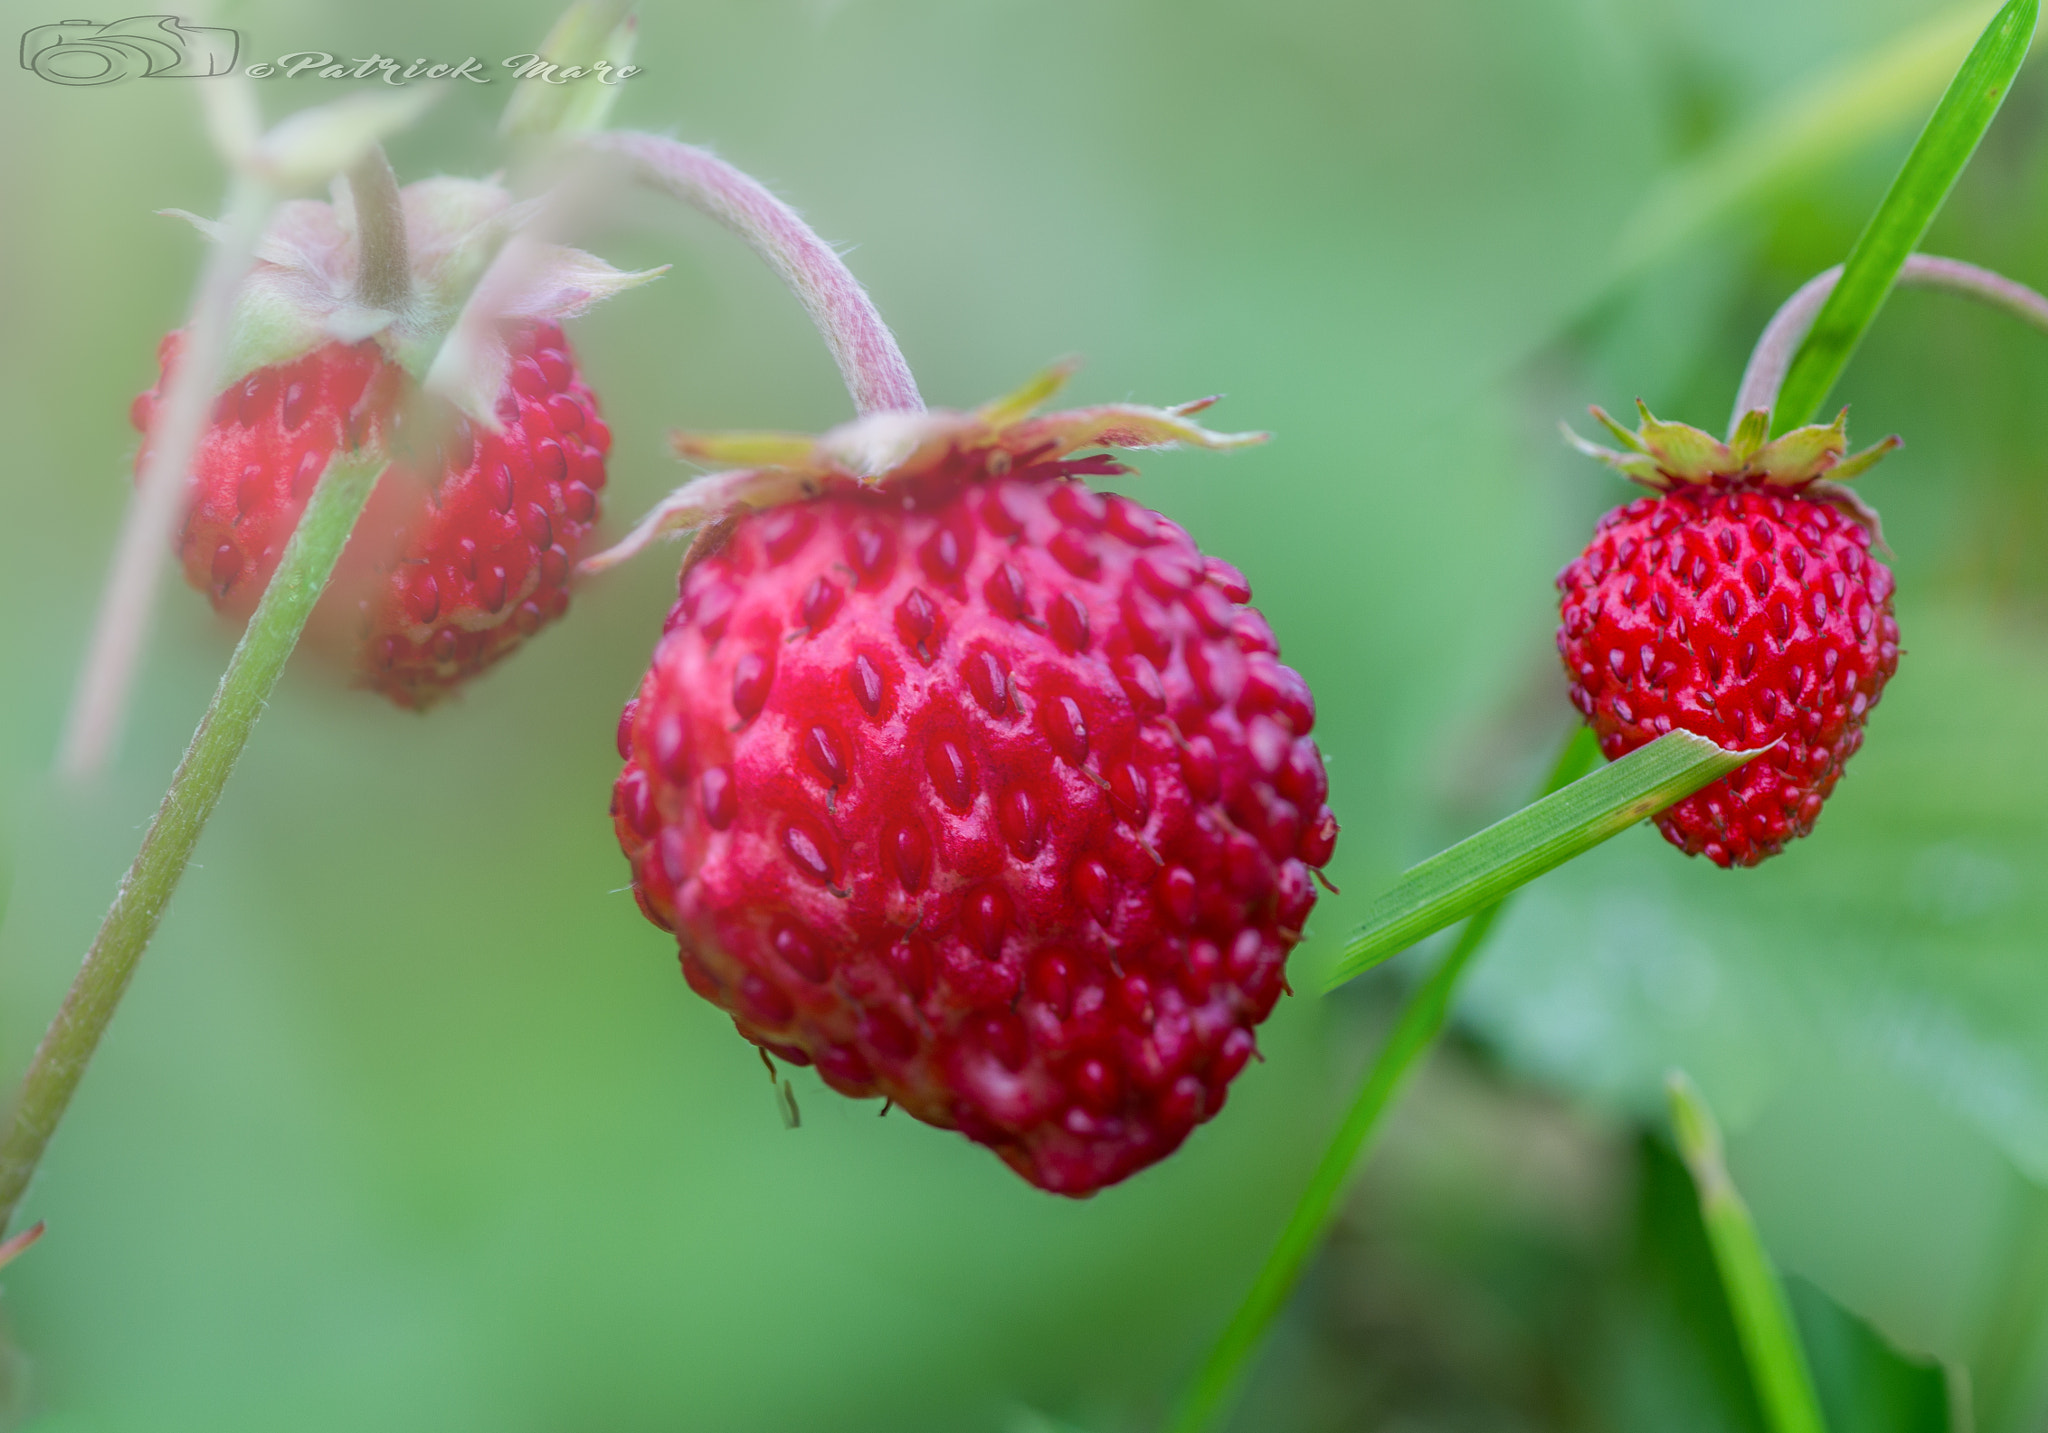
1667 1072 1829 1433
1772 0 2037 431
1164 728 1601 1433
0 454 385 1236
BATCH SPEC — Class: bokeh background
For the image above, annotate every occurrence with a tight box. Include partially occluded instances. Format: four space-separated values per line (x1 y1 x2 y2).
3 0 2046 1428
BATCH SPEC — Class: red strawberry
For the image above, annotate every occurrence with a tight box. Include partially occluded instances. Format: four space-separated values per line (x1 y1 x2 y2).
133 177 654 708
134 321 612 708
1557 404 1901 867
604 384 1336 1195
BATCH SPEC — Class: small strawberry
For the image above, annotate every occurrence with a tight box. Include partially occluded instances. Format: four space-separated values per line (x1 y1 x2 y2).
1558 404 1901 867
602 378 1336 1195
130 176 653 708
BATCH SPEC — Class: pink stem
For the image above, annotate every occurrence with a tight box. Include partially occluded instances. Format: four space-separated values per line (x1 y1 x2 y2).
1731 253 2048 432
587 131 923 417
58 183 274 778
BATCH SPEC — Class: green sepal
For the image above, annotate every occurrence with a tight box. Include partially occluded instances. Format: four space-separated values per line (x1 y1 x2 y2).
1592 405 1650 453
1827 434 1904 482
1753 408 1850 483
1728 408 1771 465
1565 401 1898 490
1635 399 1729 480
1560 419 1665 486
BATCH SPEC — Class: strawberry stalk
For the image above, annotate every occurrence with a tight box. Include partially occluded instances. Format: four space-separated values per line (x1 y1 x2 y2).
1733 252 2048 426
0 449 387 1237
0 139 418 1237
584 131 925 416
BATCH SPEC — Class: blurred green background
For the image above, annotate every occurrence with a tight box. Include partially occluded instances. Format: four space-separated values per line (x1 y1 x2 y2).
3 0 2047 1428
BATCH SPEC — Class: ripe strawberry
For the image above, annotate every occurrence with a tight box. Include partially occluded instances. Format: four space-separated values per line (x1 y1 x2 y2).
132 177 653 708
604 384 1337 1195
1558 404 1901 867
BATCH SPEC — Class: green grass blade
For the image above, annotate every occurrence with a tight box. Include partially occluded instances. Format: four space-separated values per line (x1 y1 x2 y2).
1668 1073 1831 1433
1165 728 1601 1433
1773 0 2038 430
1326 730 1760 993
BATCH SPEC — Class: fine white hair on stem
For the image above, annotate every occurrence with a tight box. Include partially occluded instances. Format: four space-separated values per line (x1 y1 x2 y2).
1732 253 2048 432
584 130 925 417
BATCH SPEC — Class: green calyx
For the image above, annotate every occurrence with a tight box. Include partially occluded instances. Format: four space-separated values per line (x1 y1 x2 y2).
1565 401 1900 491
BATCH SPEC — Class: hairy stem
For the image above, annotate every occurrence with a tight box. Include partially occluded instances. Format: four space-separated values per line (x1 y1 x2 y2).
1668 1073 1829 1433
1732 253 2048 431
58 180 276 779
0 454 385 1235
347 145 411 313
586 131 924 417
1165 728 1602 1433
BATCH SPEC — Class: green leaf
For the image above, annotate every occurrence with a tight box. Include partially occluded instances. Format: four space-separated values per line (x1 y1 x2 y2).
1788 1279 1949 1433
1772 0 2038 430
1327 731 1762 992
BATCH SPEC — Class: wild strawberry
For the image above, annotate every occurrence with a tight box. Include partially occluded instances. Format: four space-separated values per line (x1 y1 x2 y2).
1558 404 1901 867
130 176 654 708
603 379 1337 1195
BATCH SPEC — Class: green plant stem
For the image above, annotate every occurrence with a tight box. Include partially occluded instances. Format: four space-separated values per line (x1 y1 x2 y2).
1667 1072 1829 1433
1772 0 2037 431
0 454 384 1236
1163 728 1601 1433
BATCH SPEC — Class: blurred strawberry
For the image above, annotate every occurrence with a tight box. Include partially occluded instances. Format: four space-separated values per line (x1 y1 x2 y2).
131 176 655 707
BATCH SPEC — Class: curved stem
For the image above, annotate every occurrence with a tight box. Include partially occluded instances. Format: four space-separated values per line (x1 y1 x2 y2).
0 454 385 1236
347 145 411 313
1165 727 1603 1433
1732 253 2048 432
585 131 924 417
